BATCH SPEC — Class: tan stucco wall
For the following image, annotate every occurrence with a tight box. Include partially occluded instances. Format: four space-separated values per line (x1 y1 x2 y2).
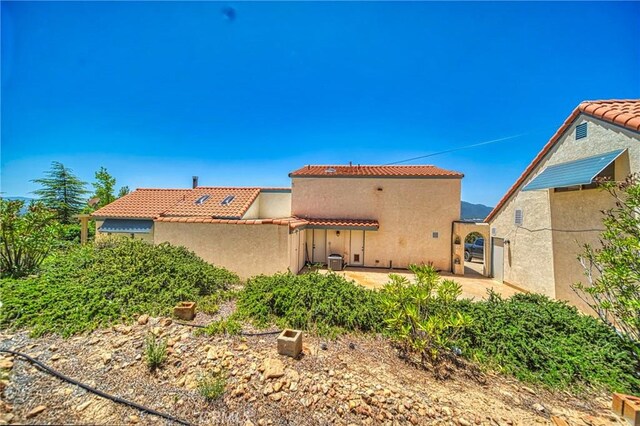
93 219 155 243
489 114 639 300
242 191 291 220
153 222 290 279
291 176 461 271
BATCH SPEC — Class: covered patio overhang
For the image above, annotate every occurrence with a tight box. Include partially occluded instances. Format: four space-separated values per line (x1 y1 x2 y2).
299 218 379 231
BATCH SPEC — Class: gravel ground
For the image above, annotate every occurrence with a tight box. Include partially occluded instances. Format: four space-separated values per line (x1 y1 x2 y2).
0 315 624 426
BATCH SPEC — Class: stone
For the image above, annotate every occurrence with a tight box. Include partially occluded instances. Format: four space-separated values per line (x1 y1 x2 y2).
273 382 283 392
442 406 452 417
270 392 282 401
76 401 92 412
207 348 217 360
238 344 249 351
532 403 545 413
0 359 13 369
458 419 472 426
128 415 140 424
102 352 112 364
26 405 46 419
159 317 172 327
263 358 285 379
522 386 536 395
50 354 61 361
137 314 149 325
263 383 274 396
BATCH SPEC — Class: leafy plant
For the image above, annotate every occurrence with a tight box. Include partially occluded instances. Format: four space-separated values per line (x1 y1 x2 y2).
0 238 239 336
0 199 61 278
198 317 242 336
90 167 130 209
572 174 640 344
237 271 384 336
144 333 167 371
457 292 640 393
198 370 226 401
380 264 472 377
31 161 89 224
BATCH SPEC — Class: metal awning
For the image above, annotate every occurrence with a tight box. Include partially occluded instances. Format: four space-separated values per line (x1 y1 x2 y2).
523 149 625 191
98 219 153 234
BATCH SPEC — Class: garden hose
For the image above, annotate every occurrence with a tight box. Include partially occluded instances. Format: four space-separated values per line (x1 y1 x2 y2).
0 349 193 426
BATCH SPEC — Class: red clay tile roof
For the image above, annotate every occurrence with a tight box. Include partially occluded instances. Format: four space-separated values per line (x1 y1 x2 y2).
91 189 192 219
161 187 260 219
92 187 285 220
289 165 463 178
485 99 640 223
303 218 379 229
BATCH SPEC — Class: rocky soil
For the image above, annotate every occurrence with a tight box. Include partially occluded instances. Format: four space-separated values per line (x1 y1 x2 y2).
0 316 624 425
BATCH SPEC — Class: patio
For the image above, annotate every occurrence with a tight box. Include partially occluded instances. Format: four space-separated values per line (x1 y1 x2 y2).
311 265 521 300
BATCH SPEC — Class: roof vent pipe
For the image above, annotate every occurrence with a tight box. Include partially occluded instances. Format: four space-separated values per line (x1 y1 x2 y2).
192 176 198 189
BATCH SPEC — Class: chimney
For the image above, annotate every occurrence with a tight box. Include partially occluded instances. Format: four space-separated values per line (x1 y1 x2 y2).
192 176 199 189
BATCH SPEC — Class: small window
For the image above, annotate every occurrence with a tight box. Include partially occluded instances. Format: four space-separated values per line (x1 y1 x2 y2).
354 254 360 262
576 123 587 140
221 195 235 206
195 195 210 205
432 231 439 238
514 209 523 227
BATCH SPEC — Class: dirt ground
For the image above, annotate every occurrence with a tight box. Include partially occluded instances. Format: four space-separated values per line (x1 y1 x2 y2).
0 316 623 426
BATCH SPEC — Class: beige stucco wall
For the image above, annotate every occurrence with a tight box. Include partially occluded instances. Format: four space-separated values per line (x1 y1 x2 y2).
93 219 155 243
291 176 461 271
242 191 292 220
489 114 639 301
153 221 290 279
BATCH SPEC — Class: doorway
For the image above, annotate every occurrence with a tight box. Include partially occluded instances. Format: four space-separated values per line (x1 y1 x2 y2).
491 237 504 283
350 230 364 266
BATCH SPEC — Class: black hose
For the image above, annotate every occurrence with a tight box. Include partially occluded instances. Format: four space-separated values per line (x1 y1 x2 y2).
0 349 193 426
174 321 282 336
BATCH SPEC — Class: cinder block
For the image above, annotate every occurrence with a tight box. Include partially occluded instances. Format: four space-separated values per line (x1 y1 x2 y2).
277 329 302 358
173 302 196 321
623 395 640 426
613 393 626 416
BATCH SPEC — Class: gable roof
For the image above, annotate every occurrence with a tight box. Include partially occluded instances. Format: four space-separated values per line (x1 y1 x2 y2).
289 165 463 178
485 99 640 223
92 187 274 220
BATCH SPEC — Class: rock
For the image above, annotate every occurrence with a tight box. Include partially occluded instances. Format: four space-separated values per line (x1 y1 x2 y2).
263 358 285 379
0 359 13 369
26 405 46 419
244 421 255 426
102 352 112 364
532 403 545 413
270 392 282 401
441 406 452 417
289 382 298 391
50 354 61 361
128 414 140 424
522 386 536 395
137 314 149 325
238 344 249 351
273 382 283 392
76 401 92 412
263 384 274 396
160 318 172 327
458 419 472 426
49 344 58 351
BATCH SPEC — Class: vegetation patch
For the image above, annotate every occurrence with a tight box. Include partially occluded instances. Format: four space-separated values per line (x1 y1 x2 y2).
198 370 227 401
236 271 384 336
457 292 640 393
0 238 239 337
144 333 168 371
197 318 243 336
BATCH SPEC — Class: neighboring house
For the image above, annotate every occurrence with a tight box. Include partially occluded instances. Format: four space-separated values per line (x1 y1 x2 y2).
485 99 640 310
92 164 463 278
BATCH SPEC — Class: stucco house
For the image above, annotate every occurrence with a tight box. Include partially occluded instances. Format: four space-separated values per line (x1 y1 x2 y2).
485 99 640 310
92 165 463 279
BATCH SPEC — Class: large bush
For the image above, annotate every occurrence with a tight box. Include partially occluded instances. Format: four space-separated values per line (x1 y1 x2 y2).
0 238 239 337
237 271 384 335
457 292 640 393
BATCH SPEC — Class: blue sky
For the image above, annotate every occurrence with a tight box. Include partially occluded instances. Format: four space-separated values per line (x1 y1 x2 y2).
2 1 639 206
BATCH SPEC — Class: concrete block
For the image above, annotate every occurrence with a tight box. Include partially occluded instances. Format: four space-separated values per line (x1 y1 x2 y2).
173 302 196 321
623 395 640 426
277 329 302 358
612 393 626 416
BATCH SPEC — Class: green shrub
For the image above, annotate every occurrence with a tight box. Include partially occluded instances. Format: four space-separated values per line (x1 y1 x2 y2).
237 271 383 336
198 370 226 401
380 264 472 377
197 318 242 336
457 292 640 393
144 333 167 371
0 238 240 337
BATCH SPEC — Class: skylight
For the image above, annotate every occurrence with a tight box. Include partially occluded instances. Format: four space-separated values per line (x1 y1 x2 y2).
221 195 235 206
194 195 210 205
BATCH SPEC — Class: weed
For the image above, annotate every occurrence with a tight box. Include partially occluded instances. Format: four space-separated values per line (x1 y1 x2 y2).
144 333 167 371
198 370 226 401
197 317 242 336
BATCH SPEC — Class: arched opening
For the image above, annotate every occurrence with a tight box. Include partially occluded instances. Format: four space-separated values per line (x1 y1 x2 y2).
452 222 490 277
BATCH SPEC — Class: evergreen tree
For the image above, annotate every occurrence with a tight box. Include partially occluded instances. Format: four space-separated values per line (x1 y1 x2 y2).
31 162 89 224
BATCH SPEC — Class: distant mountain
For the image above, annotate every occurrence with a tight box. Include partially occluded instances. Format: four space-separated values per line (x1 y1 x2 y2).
461 201 493 221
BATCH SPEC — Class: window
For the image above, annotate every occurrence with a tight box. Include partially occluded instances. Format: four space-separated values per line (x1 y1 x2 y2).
221 195 235 206
576 122 587 140
195 195 210 205
432 231 439 238
353 254 360 262
514 209 523 226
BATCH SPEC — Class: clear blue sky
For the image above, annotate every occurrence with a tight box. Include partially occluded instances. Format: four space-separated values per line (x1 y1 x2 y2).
2 1 639 206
